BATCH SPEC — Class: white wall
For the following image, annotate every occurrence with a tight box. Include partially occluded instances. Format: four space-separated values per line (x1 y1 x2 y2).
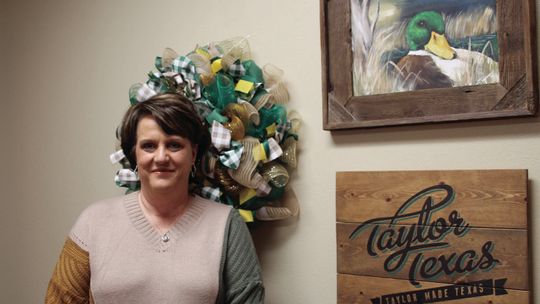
2 0 539 303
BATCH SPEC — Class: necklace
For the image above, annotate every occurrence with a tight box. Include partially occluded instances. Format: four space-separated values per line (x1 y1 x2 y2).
138 193 188 239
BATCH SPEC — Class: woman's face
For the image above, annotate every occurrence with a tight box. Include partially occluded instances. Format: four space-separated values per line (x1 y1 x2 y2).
135 116 197 194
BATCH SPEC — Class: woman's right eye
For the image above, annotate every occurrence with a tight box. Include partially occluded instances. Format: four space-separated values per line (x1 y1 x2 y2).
141 143 156 151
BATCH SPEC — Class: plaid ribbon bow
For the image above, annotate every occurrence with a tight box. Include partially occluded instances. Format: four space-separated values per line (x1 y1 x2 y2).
130 55 202 103
171 56 201 99
201 186 222 202
109 150 125 164
154 56 184 86
131 83 157 103
266 138 283 161
211 121 231 151
129 72 184 104
114 168 140 190
219 141 244 170
172 56 197 81
274 120 291 143
226 60 246 78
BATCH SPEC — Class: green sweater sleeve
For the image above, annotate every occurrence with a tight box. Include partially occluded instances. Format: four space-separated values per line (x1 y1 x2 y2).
217 210 265 304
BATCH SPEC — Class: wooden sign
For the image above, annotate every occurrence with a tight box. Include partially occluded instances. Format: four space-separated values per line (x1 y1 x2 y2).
336 170 529 303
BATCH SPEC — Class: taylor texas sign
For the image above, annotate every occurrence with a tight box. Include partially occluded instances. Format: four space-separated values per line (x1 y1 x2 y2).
336 170 529 304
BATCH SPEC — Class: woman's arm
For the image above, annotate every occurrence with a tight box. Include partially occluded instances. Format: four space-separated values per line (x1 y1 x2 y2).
218 210 265 304
45 238 92 304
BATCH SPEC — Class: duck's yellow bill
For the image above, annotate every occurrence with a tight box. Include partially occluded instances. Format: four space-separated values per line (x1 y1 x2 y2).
425 32 456 60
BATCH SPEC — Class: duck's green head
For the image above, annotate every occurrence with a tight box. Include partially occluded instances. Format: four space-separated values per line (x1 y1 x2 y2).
406 11 455 60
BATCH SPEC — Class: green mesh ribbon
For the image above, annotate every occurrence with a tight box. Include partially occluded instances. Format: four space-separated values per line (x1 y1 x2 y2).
247 104 287 139
241 60 264 84
206 109 229 124
203 74 237 110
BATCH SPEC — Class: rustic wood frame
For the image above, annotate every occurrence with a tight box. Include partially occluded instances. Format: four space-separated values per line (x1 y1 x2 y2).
320 0 538 130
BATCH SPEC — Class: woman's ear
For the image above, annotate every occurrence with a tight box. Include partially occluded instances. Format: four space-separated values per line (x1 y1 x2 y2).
192 144 198 162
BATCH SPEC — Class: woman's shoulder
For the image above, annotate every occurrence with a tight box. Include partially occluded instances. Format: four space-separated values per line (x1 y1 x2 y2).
191 195 235 224
192 195 233 212
69 192 134 250
80 192 134 217
72 192 136 233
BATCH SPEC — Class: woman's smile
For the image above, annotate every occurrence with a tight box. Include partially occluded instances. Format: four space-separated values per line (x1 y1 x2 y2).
152 168 175 173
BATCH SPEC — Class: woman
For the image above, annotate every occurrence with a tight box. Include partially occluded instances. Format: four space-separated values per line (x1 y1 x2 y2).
45 93 264 303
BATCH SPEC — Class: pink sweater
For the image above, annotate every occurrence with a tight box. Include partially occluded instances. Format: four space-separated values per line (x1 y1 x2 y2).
53 191 263 303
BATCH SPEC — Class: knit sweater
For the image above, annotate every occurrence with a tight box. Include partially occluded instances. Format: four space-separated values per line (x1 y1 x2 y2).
46 192 264 304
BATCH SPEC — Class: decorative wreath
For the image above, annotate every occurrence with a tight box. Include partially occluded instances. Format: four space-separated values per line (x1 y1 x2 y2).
109 37 300 223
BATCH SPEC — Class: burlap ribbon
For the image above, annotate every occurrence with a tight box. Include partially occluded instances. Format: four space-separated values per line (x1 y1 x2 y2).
256 188 300 221
227 136 264 189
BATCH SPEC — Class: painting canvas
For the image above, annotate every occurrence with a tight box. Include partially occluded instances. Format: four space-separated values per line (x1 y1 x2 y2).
352 0 500 96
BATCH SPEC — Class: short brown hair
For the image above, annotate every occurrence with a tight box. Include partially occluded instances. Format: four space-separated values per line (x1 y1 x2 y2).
120 93 209 171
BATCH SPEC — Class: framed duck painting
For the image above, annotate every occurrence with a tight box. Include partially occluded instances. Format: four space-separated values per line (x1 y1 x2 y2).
321 0 538 130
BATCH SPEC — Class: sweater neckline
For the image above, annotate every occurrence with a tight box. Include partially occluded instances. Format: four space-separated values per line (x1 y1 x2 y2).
123 191 206 250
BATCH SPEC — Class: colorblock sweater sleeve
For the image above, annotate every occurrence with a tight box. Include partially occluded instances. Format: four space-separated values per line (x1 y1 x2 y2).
45 238 92 304
218 210 265 304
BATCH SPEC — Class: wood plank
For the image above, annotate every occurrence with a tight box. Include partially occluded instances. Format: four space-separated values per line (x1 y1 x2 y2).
338 274 529 304
523 0 539 114
346 84 508 121
326 0 352 105
337 223 528 290
320 0 329 127
497 0 525 89
336 170 528 229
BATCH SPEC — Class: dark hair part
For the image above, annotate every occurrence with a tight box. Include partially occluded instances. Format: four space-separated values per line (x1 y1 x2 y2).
120 93 210 174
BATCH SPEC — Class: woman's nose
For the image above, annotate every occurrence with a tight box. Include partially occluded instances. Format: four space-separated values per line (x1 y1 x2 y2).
154 146 169 163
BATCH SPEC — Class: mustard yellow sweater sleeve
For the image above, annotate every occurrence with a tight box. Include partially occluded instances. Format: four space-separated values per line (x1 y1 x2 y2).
45 238 92 304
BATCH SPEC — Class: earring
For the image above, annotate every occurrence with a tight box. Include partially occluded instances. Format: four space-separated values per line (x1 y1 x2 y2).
190 164 196 179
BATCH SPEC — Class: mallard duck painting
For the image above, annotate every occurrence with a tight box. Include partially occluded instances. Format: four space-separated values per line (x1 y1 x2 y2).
350 0 499 96
396 11 499 90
